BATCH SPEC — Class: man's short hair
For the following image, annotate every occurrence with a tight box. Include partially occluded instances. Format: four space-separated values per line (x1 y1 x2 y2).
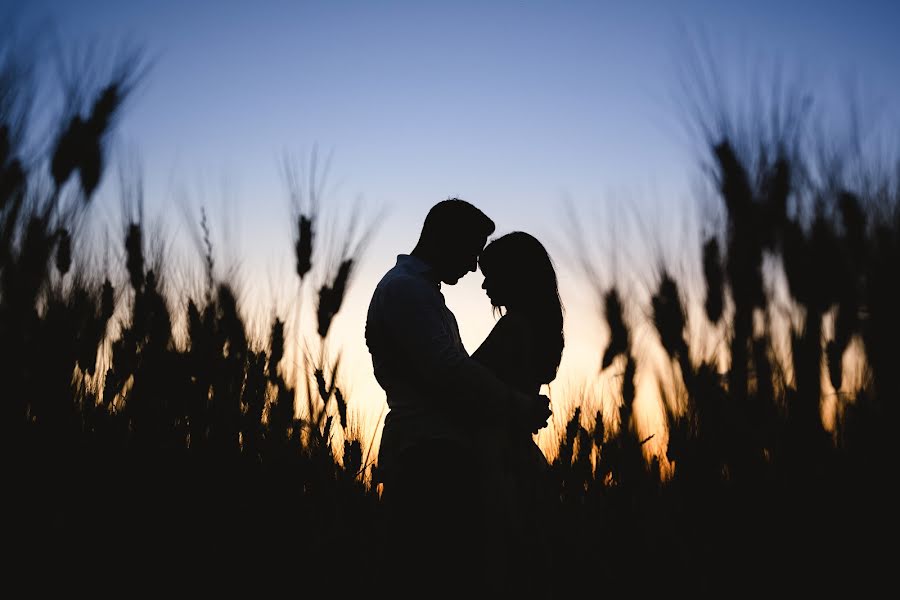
420 198 495 245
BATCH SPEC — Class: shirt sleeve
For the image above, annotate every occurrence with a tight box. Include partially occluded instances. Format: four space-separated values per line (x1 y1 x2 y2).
380 274 516 421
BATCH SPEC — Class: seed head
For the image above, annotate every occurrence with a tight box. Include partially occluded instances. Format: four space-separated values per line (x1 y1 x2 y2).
295 214 314 280
51 116 86 189
268 317 284 379
591 409 605 448
56 228 71 276
101 279 115 322
125 222 144 291
87 84 121 135
622 355 636 410
315 368 329 405
601 288 629 370
343 438 362 478
652 272 687 359
335 387 347 431
316 259 353 338
714 140 752 224
702 236 724 323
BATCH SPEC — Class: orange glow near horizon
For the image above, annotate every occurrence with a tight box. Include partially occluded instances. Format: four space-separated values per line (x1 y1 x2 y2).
84 220 873 483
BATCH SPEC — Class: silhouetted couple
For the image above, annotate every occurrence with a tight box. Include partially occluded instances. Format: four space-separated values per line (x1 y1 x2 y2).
366 198 564 598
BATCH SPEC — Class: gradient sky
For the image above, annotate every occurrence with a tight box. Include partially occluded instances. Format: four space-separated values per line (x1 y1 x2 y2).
6 0 900 455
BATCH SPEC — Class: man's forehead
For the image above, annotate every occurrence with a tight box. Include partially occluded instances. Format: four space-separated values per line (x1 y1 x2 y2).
471 233 489 248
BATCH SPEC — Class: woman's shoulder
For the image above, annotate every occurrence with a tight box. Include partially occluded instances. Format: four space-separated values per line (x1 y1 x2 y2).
495 312 535 344
474 313 535 366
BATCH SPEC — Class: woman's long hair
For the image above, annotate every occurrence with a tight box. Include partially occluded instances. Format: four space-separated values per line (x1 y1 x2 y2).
479 231 564 384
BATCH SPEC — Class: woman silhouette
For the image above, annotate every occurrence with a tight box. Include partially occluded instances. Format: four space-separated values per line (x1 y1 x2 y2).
472 230 564 598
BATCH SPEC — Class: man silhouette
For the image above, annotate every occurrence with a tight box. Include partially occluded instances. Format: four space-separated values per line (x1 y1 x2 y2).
365 198 552 596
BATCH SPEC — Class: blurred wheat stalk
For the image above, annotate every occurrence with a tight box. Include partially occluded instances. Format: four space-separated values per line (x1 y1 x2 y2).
2 36 384 544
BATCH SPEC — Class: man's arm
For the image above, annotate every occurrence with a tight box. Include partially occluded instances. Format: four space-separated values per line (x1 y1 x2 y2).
381 276 550 429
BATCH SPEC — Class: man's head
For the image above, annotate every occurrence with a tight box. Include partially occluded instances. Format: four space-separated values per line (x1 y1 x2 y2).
412 198 495 285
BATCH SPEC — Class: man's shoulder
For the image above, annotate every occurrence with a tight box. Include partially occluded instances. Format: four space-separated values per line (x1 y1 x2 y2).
376 266 429 296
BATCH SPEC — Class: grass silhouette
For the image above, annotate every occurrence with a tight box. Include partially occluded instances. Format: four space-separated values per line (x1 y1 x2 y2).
2 39 897 596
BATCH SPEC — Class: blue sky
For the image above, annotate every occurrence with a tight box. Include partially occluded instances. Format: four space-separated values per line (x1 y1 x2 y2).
6 0 900 452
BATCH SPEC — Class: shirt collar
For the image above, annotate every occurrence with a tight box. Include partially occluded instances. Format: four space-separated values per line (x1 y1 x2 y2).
396 254 440 287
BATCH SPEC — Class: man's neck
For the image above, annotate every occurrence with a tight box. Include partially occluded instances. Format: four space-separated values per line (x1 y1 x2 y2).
410 245 433 267
409 246 441 286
